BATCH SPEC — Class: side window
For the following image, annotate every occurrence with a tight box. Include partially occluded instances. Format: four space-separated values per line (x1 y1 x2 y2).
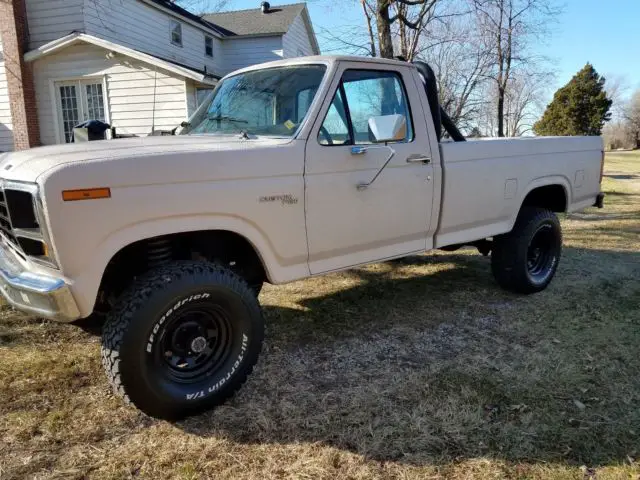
318 88 351 146
318 70 413 146
342 70 413 144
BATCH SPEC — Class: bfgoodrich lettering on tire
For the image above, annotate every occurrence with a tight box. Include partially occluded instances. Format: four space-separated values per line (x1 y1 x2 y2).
491 207 562 294
101 261 264 419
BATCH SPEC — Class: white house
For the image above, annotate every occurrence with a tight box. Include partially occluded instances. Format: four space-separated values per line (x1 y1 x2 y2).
0 0 319 151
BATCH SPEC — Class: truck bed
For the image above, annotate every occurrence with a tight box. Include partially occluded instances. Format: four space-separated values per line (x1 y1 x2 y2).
434 136 603 248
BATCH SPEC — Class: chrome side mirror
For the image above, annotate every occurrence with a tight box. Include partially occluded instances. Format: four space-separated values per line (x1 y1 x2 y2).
368 114 407 143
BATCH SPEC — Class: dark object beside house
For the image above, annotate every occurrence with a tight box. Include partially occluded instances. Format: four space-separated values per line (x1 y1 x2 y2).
73 120 111 142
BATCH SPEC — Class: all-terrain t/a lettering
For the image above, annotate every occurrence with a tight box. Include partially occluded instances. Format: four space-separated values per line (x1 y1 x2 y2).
186 334 249 400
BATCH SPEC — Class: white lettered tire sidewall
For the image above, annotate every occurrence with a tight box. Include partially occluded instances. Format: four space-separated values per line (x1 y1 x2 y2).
140 287 252 405
102 262 264 419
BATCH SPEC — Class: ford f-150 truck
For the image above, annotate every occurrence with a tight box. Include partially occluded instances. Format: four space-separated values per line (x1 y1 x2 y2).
0 56 604 419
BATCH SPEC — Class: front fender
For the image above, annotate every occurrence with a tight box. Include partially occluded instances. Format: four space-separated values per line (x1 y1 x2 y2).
70 215 310 318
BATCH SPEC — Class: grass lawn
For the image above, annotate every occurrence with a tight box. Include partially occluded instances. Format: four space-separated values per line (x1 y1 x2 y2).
1 152 639 479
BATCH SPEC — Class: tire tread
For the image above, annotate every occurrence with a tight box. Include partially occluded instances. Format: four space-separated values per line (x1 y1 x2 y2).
491 207 562 294
101 261 264 418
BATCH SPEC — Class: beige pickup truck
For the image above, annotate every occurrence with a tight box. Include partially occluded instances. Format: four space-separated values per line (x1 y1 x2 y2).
0 56 604 419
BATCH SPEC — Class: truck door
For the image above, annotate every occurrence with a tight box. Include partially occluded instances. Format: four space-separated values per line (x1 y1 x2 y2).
305 64 435 274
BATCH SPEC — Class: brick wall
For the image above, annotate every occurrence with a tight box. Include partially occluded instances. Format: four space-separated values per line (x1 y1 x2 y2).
0 0 40 150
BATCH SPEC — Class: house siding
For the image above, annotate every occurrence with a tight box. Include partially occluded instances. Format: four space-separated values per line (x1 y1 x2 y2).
84 0 223 77
0 39 15 152
282 13 314 58
220 36 283 75
185 79 198 117
25 0 85 49
32 43 188 144
5 1 319 150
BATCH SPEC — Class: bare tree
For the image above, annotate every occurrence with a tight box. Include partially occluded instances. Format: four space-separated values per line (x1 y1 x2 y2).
321 0 559 137
602 121 636 150
418 13 492 130
503 70 550 136
623 89 640 149
472 70 548 137
604 74 630 121
318 24 378 57
336 0 445 59
361 0 378 56
471 0 560 137
321 0 448 59
392 0 440 61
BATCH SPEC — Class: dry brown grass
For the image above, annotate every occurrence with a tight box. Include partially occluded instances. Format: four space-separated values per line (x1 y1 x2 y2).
1 153 640 479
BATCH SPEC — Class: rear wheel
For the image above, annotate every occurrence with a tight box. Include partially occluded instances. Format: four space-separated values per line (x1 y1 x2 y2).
101 261 264 419
491 208 562 294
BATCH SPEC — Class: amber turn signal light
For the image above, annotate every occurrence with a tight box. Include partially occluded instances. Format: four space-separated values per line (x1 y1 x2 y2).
62 188 111 201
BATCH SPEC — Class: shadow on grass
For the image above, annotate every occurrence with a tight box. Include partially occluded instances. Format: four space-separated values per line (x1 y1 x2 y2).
604 174 640 180
2 248 638 468
178 247 640 468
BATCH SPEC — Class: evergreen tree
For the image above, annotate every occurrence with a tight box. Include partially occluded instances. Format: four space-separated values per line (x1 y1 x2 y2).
533 64 612 136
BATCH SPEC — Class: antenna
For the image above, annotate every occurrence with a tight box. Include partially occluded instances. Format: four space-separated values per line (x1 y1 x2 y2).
151 67 157 132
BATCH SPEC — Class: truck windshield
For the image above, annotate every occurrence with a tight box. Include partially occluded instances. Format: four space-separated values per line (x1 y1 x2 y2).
183 65 327 137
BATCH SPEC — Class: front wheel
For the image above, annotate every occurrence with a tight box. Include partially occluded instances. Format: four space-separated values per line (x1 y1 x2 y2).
491 208 562 294
101 261 264 419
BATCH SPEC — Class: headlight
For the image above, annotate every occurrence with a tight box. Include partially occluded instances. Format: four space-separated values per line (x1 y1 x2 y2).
0 180 58 268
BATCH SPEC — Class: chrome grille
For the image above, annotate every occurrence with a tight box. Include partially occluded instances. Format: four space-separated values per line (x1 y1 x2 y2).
0 187 19 246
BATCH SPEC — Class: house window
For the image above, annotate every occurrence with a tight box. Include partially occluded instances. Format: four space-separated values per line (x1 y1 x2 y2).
170 20 183 46
205 36 213 57
55 79 109 143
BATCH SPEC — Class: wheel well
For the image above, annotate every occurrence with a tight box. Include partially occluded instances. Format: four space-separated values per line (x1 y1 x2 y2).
93 230 267 315
522 185 567 212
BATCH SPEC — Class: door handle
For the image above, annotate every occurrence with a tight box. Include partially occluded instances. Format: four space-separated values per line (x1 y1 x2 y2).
406 154 431 164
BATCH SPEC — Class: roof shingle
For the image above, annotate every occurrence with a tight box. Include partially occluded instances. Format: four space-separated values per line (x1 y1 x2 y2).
203 3 306 36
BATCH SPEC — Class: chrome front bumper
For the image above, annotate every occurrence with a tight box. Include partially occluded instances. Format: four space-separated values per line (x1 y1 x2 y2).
0 239 80 322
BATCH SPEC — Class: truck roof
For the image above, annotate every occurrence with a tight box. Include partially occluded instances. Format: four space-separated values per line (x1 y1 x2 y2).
228 55 414 77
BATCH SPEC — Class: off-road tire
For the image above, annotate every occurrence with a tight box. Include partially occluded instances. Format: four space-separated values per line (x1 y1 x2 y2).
101 261 264 420
491 207 562 294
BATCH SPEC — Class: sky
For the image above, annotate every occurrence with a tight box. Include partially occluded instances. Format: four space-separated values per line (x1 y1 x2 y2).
221 0 640 96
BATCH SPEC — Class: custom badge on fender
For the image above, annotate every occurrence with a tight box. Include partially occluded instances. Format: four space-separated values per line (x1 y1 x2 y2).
259 194 298 205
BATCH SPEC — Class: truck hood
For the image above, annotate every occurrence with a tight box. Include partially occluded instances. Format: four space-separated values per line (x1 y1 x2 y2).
0 135 292 183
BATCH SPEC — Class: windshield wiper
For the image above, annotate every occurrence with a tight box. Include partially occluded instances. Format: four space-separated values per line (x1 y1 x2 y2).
207 115 248 124
206 115 252 139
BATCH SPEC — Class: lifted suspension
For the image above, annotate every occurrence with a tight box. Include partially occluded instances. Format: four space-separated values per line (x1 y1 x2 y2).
147 237 173 268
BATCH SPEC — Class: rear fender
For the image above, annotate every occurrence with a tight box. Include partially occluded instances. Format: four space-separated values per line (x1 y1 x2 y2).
510 176 571 230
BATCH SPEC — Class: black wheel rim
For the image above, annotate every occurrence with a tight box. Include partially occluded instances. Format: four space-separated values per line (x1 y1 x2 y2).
154 303 234 383
526 224 555 280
